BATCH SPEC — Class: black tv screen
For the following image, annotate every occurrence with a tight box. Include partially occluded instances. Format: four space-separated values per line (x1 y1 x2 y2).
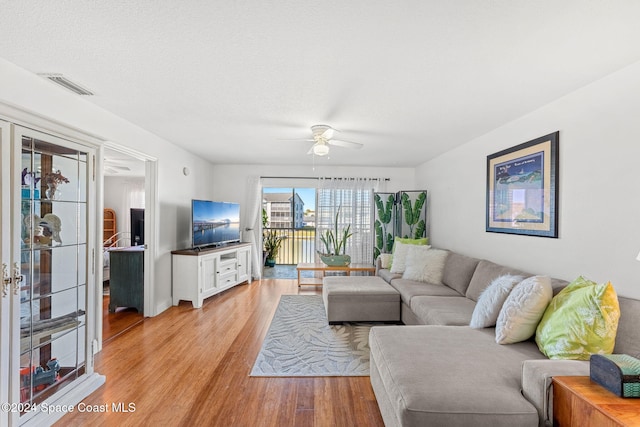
131 208 145 246
192 200 241 248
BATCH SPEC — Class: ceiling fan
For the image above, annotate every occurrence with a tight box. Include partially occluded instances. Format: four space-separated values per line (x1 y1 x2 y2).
104 160 131 174
303 124 364 156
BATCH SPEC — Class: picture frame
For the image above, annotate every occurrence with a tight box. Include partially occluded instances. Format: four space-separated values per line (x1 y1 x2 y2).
486 132 559 238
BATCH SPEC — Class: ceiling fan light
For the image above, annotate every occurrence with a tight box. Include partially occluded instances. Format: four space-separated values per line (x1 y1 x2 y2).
313 143 330 156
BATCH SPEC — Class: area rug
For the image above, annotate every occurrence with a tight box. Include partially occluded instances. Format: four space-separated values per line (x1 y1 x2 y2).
250 295 377 377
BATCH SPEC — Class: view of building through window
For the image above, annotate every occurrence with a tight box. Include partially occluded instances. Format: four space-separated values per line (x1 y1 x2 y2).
262 187 316 265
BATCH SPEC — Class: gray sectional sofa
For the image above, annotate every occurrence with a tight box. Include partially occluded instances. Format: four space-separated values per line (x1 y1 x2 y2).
369 250 640 427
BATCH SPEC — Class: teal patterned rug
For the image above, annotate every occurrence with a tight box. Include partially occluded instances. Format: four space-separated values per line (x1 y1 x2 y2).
250 295 375 377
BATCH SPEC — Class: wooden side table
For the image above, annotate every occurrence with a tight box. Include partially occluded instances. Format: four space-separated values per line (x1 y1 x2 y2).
553 376 640 427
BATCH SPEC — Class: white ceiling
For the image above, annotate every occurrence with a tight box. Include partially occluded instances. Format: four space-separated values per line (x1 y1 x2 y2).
2 1 640 167
104 147 146 177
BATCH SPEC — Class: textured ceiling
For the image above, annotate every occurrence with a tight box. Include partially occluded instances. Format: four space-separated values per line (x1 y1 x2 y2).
2 1 640 167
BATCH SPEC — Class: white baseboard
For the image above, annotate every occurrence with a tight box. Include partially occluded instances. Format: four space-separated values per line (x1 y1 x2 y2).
154 298 173 316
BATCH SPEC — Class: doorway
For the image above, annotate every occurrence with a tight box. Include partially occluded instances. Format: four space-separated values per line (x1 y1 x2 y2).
262 187 316 279
101 146 154 342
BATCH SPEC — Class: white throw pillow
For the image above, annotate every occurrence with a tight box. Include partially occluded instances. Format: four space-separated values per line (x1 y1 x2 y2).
390 242 431 274
469 274 524 329
402 246 448 284
379 253 393 269
495 276 553 344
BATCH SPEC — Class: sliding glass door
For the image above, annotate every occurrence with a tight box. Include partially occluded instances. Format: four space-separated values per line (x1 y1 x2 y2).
262 187 316 265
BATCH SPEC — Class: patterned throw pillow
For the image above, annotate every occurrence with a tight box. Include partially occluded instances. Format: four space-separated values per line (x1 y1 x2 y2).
535 276 620 360
469 274 524 329
495 276 553 344
402 246 448 284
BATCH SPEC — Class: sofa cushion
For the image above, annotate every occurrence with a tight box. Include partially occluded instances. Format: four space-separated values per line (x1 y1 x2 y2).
441 252 480 296
550 277 570 295
496 276 552 344
369 326 543 427
466 260 530 302
614 296 640 356
521 359 590 425
389 278 461 305
470 274 524 329
410 296 476 325
378 268 402 284
402 247 449 284
390 241 431 274
536 276 620 360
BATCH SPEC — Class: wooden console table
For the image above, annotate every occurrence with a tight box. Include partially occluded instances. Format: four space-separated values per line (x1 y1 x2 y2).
296 263 376 287
553 376 640 427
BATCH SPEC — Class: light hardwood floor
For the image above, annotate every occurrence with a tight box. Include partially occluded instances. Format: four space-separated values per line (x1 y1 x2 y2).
56 279 385 427
102 295 144 343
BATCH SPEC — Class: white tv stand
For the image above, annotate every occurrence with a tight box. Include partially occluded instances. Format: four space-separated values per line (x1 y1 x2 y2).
171 242 252 308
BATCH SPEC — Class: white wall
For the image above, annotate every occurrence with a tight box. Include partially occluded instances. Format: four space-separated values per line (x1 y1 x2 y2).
0 58 217 315
416 61 640 299
104 176 145 246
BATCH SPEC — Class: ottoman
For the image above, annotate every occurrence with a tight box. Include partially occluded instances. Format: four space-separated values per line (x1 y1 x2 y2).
322 276 401 324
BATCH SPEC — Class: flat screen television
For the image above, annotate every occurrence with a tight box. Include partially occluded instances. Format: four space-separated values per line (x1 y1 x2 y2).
192 200 241 249
131 208 145 246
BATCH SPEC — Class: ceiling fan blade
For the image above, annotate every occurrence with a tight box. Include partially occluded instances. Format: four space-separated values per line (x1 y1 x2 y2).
321 127 335 139
327 139 363 149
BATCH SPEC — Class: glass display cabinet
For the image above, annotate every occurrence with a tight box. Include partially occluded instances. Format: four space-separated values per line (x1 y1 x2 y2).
19 132 88 407
1 122 104 426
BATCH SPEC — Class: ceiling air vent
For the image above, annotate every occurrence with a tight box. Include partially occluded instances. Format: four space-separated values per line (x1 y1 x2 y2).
38 73 94 96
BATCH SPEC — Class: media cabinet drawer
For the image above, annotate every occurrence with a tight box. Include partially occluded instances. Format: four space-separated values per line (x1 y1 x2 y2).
218 259 237 273
218 271 238 287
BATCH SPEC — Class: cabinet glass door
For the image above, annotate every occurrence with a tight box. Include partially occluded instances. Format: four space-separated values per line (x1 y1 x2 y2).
0 120 12 426
15 126 93 416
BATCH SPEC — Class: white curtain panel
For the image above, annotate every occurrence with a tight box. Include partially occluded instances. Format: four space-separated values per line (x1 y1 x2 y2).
244 176 263 279
316 178 380 265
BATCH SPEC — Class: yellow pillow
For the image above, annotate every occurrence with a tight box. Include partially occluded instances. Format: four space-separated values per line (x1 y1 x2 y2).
394 237 429 248
535 276 620 360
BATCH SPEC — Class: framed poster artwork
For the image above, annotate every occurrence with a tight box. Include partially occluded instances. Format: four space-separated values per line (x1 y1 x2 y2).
486 132 559 238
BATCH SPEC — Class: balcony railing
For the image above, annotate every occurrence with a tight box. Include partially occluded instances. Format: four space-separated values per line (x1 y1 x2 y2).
264 227 316 264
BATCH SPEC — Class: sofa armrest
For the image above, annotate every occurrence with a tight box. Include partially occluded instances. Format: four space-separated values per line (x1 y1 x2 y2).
375 253 393 276
521 359 589 427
